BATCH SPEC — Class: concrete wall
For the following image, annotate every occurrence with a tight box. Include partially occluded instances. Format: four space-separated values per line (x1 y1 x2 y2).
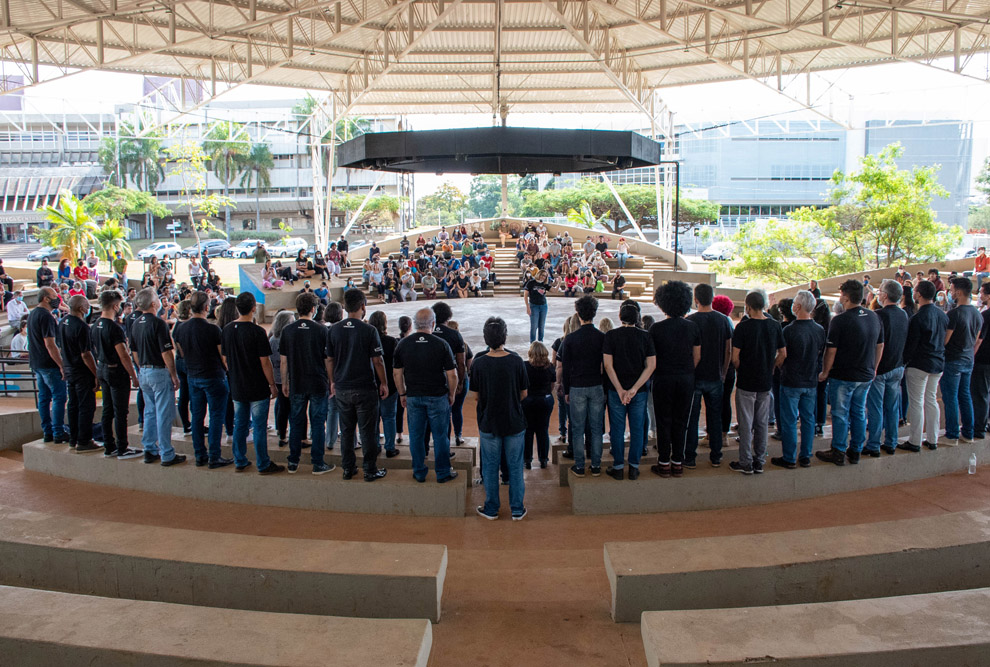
770 257 977 300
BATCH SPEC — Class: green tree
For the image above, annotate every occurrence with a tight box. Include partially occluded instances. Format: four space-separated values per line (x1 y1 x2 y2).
567 200 610 229
239 142 274 230
468 175 522 218
201 121 250 237
93 219 134 261
164 141 235 249
36 191 106 262
84 184 169 224
97 114 166 239
419 182 467 214
716 143 959 284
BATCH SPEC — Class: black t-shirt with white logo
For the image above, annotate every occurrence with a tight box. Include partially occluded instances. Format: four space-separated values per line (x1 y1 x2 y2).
826 306 883 382
173 317 224 379
603 325 656 392
58 314 93 378
92 317 126 367
733 317 785 393
524 280 549 306
27 306 59 370
222 320 272 402
128 313 174 368
326 317 383 392
433 323 465 357
393 332 455 397
278 319 329 395
781 319 826 388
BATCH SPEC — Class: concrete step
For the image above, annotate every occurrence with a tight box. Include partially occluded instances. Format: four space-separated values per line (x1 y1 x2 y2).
0 504 447 621
607 507 990 622
568 437 990 515
22 440 467 517
641 588 990 666
0 585 433 667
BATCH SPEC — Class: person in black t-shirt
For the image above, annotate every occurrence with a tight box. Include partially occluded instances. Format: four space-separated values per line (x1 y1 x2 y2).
432 301 467 445
58 294 100 452
369 310 400 458
128 287 185 466
222 292 284 475
902 280 949 451
610 270 626 300
92 290 141 459
173 291 231 469
771 290 825 469
648 281 700 477
971 282 990 439
816 279 883 465
603 303 656 480
865 280 909 456
559 296 605 477
940 276 983 443
28 286 67 443
393 308 458 483
522 341 556 469
730 291 786 474
523 269 551 343
470 317 529 521
686 284 734 467
327 289 388 482
279 292 334 475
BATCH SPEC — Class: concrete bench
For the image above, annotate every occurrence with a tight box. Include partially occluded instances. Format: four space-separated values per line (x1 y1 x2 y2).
641 587 990 666
0 504 447 621
570 437 990 515
22 441 467 517
606 508 990 622
0 585 433 667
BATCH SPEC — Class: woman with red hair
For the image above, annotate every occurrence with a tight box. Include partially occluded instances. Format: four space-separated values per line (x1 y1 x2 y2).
711 295 736 436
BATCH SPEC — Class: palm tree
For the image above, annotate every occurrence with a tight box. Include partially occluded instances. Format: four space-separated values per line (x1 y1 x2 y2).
93 219 133 261
202 121 251 238
567 200 610 230
39 191 106 262
239 142 274 230
98 114 165 238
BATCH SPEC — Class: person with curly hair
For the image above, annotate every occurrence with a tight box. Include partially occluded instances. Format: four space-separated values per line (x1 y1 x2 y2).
648 281 701 478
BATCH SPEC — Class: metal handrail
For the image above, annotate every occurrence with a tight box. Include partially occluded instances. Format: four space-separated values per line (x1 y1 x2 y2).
0 347 38 396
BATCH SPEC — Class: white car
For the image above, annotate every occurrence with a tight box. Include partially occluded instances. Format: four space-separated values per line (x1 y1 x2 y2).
701 242 734 261
137 242 183 260
268 237 308 258
224 239 269 259
946 246 977 261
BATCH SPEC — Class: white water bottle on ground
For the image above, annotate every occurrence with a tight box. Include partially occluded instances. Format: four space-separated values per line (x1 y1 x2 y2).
969 453 978 475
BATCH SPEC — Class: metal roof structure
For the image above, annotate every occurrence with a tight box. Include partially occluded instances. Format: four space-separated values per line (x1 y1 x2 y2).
0 0 988 117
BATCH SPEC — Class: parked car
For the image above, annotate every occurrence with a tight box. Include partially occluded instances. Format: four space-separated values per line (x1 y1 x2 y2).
181 239 230 258
701 242 735 261
267 237 308 258
137 242 183 261
946 246 977 261
26 246 63 262
223 239 269 259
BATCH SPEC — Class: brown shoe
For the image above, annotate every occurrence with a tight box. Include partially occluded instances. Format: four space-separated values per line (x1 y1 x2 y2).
650 463 671 478
671 463 683 477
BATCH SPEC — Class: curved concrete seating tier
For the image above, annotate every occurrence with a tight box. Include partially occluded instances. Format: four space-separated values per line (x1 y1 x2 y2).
641 587 990 667
606 508 990 622
569 438 989 514
22 441 467 517
0 585 433 667
0 504 446 621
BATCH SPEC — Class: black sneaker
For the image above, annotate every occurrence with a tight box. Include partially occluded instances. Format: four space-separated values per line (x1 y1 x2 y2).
385 449 400 458
183 427 192 435
569 465 585 477
710 458 722 468
862 449 881 458
682 460 697 470
540 460 548 469
258 462 285 475
312 463 336 475
161 454 187 467
54 434 68 444
195 458 208 467
287 462 299 474
476 506 498 520
437 470 459 483
770 456 796 470
342 468 358 480
103 449 118 458
449 450 456 459
562 449 574 460
364 468 387 482
43 433 54 443
277 439 287 448
814 424 824 437
798 456 812 468
846 450 860 465
751 461 763 474
524 461 532 470
729 461 753 475
511 509 528 521
455 437 465 446
208 457 234 469
143 452 161 464
881 445 896 455
606 466 623 481
115 448 142 460
897 441 921 453
923 440 938 451
589 465 601 477
815 449 845 466
628 466 639 480
235 462 253 473
770 431 782 441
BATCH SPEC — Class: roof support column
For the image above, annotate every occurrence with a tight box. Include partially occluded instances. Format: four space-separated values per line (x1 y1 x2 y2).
601 172 648 243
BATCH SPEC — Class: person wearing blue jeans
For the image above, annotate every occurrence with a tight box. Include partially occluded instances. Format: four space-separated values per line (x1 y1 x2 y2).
524 270 551 343
325 397 339 450
394 308 460 483
289 393 330 469
603 301 655 480
27 288 67 442
864 280 910 456
940 276 983 443
560 296 606 476
128 288 184 466
379 393 398 453
233 398 272 470
471 316 529 520
369 309 400 458
35 367 67 442
187 375 228 464
816 279 884 466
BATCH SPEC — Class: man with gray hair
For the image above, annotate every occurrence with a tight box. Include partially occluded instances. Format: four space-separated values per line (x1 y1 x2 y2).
770 290 825 469
865 279 909 456
129 287 185 466
58 294 100 453
393 307 459 483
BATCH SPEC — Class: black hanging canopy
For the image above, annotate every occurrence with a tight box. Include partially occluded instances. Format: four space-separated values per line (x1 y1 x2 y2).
336 127 662 175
